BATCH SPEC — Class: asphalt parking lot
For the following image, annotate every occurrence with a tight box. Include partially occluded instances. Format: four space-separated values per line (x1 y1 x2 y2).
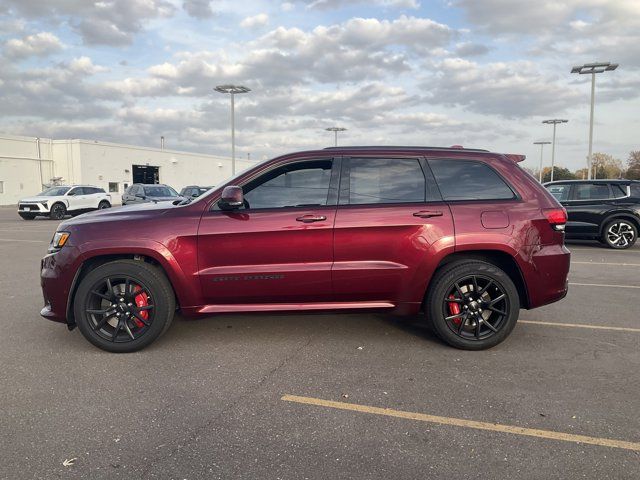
1 206 638 479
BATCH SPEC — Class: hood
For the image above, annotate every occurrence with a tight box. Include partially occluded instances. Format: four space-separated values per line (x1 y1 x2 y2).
145 196 184 202
59 201 176 228
19 196 57 203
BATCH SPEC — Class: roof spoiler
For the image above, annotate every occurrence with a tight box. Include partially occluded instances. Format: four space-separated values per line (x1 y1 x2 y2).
504 154 526 163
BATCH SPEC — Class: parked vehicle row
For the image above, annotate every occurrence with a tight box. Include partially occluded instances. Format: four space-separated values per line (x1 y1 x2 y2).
40 146 570 353
544 179 640 249
18 185 111 220
121 184 182 205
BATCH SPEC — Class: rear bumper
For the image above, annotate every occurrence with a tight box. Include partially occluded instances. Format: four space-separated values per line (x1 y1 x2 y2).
521 243 570 308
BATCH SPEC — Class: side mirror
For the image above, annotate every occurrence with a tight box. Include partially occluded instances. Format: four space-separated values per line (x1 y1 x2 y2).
191 192 199 197
219 185 243 210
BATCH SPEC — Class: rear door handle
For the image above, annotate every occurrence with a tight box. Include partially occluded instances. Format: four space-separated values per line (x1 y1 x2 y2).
296 214 327 223
413 210 443 218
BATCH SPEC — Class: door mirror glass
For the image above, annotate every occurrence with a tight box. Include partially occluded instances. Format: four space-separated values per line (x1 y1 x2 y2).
220 185 244 209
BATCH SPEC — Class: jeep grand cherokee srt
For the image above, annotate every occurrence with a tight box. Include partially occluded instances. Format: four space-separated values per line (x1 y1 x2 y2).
40 146 570 352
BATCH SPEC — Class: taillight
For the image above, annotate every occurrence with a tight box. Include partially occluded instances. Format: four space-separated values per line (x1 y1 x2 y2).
542 208 567 231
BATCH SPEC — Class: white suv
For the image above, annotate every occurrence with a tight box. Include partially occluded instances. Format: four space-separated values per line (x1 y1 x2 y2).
18 185 112 220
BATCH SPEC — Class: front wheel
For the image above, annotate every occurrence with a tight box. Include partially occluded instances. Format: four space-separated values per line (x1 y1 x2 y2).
425 261 519 350
49 203 66 220
602 219 637 249
74 260 175 353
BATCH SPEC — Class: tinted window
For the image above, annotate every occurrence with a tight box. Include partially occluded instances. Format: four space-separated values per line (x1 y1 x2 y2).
244 160 333 209
573 183 610 200
67 187 81 196
144 185 179 197
547 184 571 201
38 187 70 196
630 184 640 197
347 158 426 205
611 184 628 198
429 159 515 201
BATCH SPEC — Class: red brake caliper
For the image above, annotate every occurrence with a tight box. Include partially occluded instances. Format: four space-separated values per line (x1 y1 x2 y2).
132 284 149 328
447 294 462 325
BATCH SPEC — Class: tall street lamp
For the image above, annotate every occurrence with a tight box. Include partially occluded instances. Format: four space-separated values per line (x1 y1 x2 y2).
214 84 251 175
571 62 618 179
542 119 568 182
533 141 551 182
325 127 347 147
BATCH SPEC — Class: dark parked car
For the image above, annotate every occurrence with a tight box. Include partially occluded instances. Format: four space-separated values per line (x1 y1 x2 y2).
180 185 213 198
121 184 182 205
41 146 570 353
545 179 640 249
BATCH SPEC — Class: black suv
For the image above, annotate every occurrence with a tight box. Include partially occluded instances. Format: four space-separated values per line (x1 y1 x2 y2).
545 179 640 249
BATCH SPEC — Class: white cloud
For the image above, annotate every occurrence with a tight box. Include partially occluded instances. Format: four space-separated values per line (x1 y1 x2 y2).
3 32 63 59
240 14 269 29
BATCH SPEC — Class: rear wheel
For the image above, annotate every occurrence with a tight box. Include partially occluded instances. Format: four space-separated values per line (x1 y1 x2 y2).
49 203 66 220
74 260 175 353
425 261 519 350
98 200 111 209
19 213 36 220
602 219 637 249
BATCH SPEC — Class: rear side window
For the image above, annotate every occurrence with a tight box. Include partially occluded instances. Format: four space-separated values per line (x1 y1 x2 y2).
347 158 427 205
547 184 571 201
611 184 628 198
573 183 610 200
429 159 515 201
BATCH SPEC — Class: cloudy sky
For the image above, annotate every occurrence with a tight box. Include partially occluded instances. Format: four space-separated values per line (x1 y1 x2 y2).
1 0 639 171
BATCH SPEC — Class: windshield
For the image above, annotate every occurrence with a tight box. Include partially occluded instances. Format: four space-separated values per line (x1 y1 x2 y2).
144 185 179 197
38 187 70 196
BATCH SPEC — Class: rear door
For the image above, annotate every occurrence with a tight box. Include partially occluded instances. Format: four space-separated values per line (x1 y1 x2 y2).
197 158 339 305
565 182 613 236
332 156 454 306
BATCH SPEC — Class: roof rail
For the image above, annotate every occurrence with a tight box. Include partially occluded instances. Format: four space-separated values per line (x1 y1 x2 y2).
323 145 490 153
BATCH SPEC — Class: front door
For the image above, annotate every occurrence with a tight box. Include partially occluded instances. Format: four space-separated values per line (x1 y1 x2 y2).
332 157 454 305
564 182 613 236
197 158 339 305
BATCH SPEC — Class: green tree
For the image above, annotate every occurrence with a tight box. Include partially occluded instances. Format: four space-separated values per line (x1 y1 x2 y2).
574 168 589 179
542 166 575 183
625 151 640 180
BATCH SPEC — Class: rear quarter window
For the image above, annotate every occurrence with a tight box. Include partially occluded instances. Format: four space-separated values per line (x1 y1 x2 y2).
428 159 515 201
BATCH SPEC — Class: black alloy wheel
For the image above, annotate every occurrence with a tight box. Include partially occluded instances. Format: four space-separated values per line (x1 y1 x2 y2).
425 261 519 350
98 201 111 209
603 219 637 249
49 203 66 220
74 260 175 352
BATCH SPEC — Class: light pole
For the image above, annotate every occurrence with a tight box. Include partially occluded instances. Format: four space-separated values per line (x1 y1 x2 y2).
533 141 551 182
325 127 347 147
571 62 618 179
214 84 251 175
542 119 568 182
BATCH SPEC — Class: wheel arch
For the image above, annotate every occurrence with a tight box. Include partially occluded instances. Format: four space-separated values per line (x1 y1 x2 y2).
431 250 530 309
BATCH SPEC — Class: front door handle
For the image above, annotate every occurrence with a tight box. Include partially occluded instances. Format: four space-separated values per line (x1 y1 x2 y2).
413 210 443 218
296 214 327 223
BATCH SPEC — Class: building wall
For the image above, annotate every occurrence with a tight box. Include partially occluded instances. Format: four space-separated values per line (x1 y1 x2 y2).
0 134 254 205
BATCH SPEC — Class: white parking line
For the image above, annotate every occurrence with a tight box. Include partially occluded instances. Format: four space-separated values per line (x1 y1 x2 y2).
570 248 640 254
569 282 640 289
0 238 47 243
572 261 640 267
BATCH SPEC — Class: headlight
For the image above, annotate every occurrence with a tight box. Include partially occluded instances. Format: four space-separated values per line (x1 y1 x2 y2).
49 231 70 252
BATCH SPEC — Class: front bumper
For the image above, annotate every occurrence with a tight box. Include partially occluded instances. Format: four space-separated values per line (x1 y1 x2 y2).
40 246 81 324
19 202 49 213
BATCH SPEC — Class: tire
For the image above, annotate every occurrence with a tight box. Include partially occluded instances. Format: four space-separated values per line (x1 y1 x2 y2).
49 203 67 220
601 218 637 249
74 260 175 353
19 213 36 220
98 201 111 209
425 260 519 350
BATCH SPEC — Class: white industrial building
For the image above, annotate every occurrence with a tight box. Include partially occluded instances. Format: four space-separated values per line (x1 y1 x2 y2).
0 134 255 205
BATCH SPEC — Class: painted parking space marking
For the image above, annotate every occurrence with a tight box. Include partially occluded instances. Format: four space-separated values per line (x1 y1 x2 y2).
520 320 640 333
0 238 48 243
569 282 640 289
572 261 640 267
281 394 640 452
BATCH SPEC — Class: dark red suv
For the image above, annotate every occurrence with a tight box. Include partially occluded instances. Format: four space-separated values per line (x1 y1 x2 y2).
41 146 570 352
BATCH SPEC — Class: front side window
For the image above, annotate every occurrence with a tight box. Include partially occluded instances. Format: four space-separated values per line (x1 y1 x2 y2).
347 158 426 205
611 184 628 198
429 159 515 201
573 183 610 200
547 184 571 201
243 160 333 209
